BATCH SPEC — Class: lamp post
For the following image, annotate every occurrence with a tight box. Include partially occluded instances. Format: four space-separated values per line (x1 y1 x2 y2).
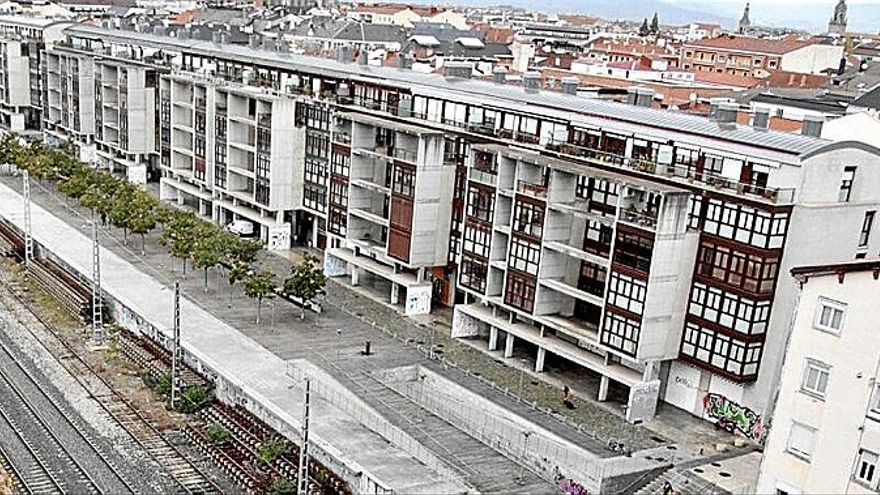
517 430 533 484
336 328 342 363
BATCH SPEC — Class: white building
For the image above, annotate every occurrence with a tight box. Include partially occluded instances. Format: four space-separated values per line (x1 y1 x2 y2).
0 15 70 133
757 260 880 495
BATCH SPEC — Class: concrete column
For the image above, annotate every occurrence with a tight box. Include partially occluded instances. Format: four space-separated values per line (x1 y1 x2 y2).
351 266 360 286
598 375 610 402
488 326 498 351
504 333 514 358
390 282 399 305
535 347 546 373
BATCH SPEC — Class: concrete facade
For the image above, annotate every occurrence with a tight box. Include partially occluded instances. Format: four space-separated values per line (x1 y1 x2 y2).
757 261 880 494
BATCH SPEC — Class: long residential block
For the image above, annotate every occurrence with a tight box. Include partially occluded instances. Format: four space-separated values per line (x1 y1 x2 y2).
28 22 880 426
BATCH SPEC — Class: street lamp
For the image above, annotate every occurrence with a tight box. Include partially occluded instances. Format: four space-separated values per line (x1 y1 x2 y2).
336 328 342 363
517 358 528 402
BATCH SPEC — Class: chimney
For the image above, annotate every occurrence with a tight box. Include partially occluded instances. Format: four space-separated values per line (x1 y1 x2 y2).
523 71 541 93
358 50 368 65
444 61 473 79
753 108 770 130
715 102 739 124
560 76 579 95
493 65 508 84
837 56 847 76
626 87 639 105
338 46 351 63
708 97 731 121
802 114 824 137
636 87 654 107
249 35 260 49
397 54 412 69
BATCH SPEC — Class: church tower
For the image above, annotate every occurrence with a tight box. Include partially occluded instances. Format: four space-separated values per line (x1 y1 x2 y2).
738 2 752 34
828 0 847 35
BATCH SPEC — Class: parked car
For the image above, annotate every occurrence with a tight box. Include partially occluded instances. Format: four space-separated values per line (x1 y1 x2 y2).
227 219 256 237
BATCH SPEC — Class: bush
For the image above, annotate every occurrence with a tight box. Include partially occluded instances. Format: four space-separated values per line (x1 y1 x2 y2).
258 437 288 465
267 477 296 495
206 423 229 445
177 385 212 414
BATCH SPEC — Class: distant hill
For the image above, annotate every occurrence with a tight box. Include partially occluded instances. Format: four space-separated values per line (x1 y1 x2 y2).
419 0 880 34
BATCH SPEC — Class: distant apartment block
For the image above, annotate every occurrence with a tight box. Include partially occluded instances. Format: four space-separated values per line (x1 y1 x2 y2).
0 16 69 134
25 22 880 425
681 35 843 77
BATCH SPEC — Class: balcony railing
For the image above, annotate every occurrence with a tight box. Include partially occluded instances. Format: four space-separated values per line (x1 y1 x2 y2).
517 180 547 199
620 207 658 230
546 140 795 203
468 168 497 185
392 147 418 163
333 130 351 144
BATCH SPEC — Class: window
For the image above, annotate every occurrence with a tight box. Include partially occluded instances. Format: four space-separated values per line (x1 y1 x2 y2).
801 359 830 398
840 166 856 202
462 222 491 259
607 272 646 315
855 450 879 488
871 385 880 415
859 211 875 248
504 271 536 313
466 185 494 223
459 256 488 293
814 297 846 334
509 236 541 275
512 199 544 238
786 421 815 461
602 311 641 356
392 164 415 197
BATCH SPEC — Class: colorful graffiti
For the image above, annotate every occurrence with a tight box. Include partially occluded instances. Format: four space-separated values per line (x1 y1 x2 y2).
703 393 766 443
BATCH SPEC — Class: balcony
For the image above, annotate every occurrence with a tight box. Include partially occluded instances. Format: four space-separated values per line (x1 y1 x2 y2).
546 140 795 204
468 167 497 186
333 130 351 145
391 147 418 163
516 180 547 199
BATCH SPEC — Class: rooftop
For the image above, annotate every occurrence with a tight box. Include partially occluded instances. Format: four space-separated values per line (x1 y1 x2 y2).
791 260 880 281
65 24 839 159
852 84 880 110
685 35 815 54
0 14 72 28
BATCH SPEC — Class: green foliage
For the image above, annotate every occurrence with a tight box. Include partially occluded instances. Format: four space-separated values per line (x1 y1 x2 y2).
283 253 327 318
192 223 224 291
156 373 172 396
160 210 201 276
258 437 288 465
267 477 296 495
243 269 277 324
177 385 212 414
206 423 230 445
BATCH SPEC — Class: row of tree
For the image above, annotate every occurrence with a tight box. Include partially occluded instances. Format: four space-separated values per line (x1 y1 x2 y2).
0 134 326 323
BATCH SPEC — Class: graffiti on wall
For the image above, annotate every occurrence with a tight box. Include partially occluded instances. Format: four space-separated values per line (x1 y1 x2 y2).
703 393 766 443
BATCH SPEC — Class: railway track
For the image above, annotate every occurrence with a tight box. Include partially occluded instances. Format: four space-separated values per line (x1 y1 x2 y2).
0 337 134 494
0 276 222 494
0 410 62 495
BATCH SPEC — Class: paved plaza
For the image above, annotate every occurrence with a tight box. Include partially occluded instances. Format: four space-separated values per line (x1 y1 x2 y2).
0 175 747 493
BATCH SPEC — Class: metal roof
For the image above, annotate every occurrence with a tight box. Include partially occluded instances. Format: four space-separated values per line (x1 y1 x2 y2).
65 24 832 159
0 15 72 29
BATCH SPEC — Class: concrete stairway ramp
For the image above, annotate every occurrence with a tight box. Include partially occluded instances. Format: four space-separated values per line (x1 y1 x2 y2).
288 358 554 494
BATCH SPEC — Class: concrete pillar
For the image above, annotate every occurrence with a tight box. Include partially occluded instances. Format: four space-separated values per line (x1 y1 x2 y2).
488 326 498 351
351 266 360 286
535 347 546 373
390 282 399 305
598 375 610 402
504 333 514 358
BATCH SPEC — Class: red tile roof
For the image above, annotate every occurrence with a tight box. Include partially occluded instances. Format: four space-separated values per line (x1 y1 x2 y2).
685 35 814 55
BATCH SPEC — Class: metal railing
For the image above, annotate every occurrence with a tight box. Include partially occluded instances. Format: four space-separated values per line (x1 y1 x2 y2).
517 180 548 199
547 140 795 203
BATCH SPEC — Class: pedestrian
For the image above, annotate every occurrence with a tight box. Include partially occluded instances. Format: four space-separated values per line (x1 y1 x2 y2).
563 385 570 401
100 212 107 226
563 385 576 409
663 480 674 495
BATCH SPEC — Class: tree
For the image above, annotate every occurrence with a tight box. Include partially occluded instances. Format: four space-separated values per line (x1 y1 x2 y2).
192 224 223 292
650 13 660 35
108 180 139 241
160 211 200 277
227 237 262 266
639 18 650 37
267 478 295 495
283 253 327 319
58 166 93 202
242 269 276 324
127 192 158 255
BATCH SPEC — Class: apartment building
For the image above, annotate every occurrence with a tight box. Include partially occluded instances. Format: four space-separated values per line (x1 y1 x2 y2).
40 23 880 425
757 260 880 495
159 72 299 247
0 16 69 134
42 48 95 160
681 35 843 77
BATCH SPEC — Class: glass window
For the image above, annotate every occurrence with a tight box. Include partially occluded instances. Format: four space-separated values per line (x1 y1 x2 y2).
840 166 856 202
814 297 846 334
801 359 830 398
859 211 875 248
855 450 879 488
